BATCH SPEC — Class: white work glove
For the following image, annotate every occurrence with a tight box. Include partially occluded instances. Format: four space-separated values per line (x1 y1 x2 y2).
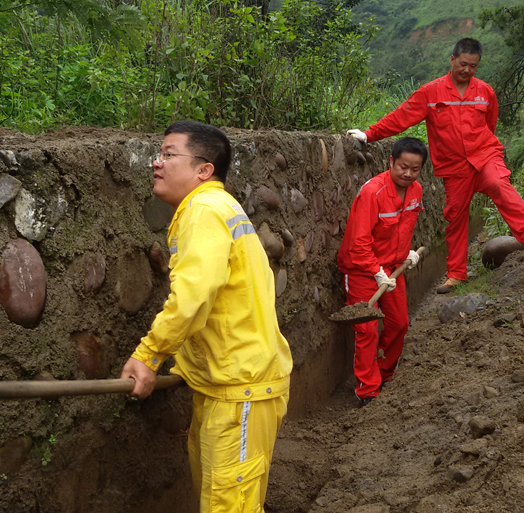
374 266 396 292
407 250 420 270
346 129 367 143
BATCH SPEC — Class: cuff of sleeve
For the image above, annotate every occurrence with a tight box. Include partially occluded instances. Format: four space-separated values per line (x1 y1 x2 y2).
131 344 169 372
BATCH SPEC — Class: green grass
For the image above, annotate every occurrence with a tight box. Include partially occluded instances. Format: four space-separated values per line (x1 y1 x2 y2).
451 271 498 298
450 244 498 298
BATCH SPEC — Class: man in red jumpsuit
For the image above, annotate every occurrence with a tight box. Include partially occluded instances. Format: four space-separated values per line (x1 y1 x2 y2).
348 38 524 293
338 138 426 405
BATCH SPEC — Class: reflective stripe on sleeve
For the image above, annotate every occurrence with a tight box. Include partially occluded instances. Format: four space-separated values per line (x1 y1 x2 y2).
226 214 251 228
230 223 256 240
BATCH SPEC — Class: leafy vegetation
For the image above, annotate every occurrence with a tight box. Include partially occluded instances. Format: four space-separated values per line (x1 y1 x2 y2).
479 6 524 174
356 77 428 143
0 0 382 133
352 0 523 86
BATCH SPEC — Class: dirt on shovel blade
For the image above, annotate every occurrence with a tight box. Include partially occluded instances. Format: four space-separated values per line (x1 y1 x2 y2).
329 302 385 324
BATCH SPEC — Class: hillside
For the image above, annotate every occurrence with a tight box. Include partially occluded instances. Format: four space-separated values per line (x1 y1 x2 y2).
353 0 522 86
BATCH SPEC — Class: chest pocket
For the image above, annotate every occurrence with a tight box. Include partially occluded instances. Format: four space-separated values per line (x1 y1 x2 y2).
402 205 423 233
473 103 488 128
373 214 400 240
431 102 451 128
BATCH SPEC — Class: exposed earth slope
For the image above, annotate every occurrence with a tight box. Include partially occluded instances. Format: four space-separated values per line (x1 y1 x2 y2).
267 246 524 512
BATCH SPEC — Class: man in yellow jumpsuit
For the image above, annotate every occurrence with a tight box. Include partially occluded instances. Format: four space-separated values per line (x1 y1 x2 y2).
121 120 293 513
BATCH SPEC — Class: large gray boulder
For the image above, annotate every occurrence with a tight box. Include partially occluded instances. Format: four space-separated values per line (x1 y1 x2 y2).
482 236 524 269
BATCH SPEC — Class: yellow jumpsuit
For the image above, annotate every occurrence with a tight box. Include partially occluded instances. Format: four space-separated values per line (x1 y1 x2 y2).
132 181 293 512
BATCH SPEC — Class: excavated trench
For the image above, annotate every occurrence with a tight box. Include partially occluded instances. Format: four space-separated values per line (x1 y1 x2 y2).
0 126 489 513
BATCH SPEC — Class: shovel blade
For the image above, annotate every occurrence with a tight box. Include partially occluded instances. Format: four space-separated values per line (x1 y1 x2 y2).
329 303 385 324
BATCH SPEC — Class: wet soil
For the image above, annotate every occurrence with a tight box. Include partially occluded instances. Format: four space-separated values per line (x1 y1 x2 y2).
266 246 524 513
330 303 386 324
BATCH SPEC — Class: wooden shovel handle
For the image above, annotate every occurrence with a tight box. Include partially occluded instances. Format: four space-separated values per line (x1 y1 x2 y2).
0 374 185 400
367 246 425 308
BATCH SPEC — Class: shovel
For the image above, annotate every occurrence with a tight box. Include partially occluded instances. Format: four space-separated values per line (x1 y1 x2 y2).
330 246 425 324
0 374 185 400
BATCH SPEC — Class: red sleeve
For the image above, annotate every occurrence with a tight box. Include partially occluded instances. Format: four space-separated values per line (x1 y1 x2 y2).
347 187 382 275
487 89 498 134
365 87 429 142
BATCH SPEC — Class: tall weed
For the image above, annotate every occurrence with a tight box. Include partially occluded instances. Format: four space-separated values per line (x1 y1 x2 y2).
0 0 379 133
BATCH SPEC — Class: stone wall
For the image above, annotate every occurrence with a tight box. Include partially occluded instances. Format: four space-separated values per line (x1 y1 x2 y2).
0 126 448 513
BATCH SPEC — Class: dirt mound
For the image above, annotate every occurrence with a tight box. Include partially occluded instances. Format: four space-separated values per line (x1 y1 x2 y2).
267 249 524 512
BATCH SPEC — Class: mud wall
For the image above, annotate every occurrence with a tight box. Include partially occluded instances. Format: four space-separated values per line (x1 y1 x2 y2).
0 126 449 513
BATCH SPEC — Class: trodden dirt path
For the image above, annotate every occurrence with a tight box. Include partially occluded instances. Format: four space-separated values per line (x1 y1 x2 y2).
266 248 524 513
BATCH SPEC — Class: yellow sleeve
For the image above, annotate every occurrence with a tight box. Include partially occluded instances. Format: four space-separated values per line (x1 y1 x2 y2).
132 203 232 371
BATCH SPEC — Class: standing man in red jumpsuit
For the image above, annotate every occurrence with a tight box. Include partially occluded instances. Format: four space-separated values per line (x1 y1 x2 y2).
338 138 426 405
348 38 524 293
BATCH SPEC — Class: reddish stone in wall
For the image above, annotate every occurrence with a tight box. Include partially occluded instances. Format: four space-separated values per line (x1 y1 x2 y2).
0 238 46 328
71 331 116 379
115 247 153 314
148 241 169 274
83 252 106 293
256 185 280 210
0 436 32 475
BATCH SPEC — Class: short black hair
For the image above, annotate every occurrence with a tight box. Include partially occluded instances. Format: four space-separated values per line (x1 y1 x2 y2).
164 120 231 183
391 138 428 167
452 38 483 59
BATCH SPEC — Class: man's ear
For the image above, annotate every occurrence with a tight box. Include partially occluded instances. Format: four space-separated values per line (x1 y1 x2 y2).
389 155 394 169
198 162 215 181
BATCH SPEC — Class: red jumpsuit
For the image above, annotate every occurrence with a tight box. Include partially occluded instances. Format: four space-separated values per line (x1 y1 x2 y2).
365 72 524 280
337 170 423 399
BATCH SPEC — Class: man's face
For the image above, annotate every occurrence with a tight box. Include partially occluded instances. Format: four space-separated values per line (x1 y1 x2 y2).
389 151 423 192
450 52 480 86
152 133 209 208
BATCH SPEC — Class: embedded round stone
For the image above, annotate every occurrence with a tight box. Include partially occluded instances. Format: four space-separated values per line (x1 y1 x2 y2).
297 238 307 263
0 174 22 209
256 185 280 210
83 252 106 293
276 269 287 297
0 437 32 475
275 153 287 171
0 238 47 328
290 188 306 214
71 331 116 379
149 241 169 274
311 191 324 222
258 223 284 261
356 152 366 165
142 195 174 232
281 229 294 247
115 247 153 314
482 236 524 269
319 139 328 173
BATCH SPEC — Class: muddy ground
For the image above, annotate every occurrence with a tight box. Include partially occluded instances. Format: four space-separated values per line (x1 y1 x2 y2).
266 244 524 513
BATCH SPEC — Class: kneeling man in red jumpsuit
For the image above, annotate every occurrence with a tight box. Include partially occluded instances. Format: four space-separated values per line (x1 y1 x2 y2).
337 138 426 406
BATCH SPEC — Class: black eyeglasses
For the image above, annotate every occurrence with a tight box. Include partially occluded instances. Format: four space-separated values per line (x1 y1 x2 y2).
154 152 211 163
